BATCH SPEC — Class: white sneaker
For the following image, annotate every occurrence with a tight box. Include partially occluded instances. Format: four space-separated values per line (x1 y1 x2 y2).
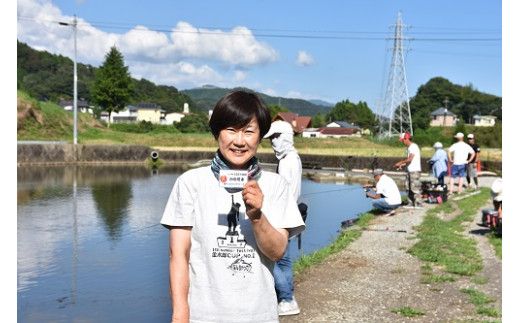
278 298 300 316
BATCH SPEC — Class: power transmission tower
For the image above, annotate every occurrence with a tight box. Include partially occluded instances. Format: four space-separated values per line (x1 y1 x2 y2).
378 12 413 137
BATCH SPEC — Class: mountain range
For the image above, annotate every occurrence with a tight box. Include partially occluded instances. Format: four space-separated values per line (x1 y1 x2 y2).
182 86 334 116
17 41 334 117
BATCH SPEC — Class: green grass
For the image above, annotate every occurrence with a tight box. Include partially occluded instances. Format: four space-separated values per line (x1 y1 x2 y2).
17 91 502 161
420 273 456 284
391 306 425 317
471 276 489 285
460 288 495 305
487 233 502 259
461 288 501 318
408 189 491 276
293 213 374 275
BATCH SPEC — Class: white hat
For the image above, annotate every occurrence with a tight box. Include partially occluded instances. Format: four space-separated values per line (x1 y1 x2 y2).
491 178 503 202
467 133 475 139
454 132 464 139
373 168 384 176
263 120 294 138
433 142 443 149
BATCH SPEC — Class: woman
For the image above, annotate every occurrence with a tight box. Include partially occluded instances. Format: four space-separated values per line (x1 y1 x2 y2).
429 142 448 185
160 90 305 323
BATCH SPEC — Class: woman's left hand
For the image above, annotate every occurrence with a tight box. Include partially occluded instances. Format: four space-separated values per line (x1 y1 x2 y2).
242 180 263 220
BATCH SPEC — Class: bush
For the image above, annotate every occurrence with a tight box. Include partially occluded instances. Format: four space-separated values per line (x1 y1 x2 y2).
110 120 178 134
370 123 502 149
175 113 210 133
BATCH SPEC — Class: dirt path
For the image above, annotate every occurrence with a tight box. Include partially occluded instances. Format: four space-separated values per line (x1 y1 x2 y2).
281 179 501 322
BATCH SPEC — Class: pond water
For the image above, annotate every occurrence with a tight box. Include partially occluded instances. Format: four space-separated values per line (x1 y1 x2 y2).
17 165 373 322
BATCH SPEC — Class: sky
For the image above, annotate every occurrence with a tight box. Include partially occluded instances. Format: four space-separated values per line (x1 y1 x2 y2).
16 0 502 112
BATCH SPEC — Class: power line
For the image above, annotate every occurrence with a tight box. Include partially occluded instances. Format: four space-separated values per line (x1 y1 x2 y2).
411 49 500 58
17 15 502 42
18 15 501 34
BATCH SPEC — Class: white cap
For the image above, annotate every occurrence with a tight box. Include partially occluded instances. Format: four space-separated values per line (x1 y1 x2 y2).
263 120 294 138
491 178 503 202
454 132 464 139
373 168 384 176
433 142 443 149
467 133 474 139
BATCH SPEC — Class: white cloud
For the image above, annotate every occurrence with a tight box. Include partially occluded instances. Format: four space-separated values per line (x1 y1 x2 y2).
17 0 118 65
18 1 278 67
296 50 314 66
263 88 278 96
169 22 278 66
17 0 278 87
233 70 247 82
118 26 171 62
286 91 305 99
286 90 332 103
129 61 223 89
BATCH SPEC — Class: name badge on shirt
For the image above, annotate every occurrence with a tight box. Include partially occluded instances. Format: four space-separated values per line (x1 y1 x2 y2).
219 170 248 189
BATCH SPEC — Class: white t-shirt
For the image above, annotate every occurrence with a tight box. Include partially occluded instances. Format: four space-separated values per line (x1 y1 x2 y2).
448 141 475 165
407 143 421 172
376 174 402 205
160 166 305 323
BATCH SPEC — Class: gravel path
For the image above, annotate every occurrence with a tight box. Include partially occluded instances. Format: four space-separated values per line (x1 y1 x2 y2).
281 177 501 323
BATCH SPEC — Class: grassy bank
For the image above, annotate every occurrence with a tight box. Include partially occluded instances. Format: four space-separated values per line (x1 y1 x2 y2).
409 188 491 276
487 233 502 259
17 91 502 162
293 212 374 275
408 188 501 320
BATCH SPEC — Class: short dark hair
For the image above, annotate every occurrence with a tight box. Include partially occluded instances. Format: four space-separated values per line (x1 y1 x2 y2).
209 90 271 139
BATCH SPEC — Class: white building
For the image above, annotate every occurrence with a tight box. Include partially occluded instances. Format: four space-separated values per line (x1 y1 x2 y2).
162 103 190 125
59 99 94 114
100 106 137 123
302 127 361 138
302 128 321 138
473 115 497 127
163 112 185 124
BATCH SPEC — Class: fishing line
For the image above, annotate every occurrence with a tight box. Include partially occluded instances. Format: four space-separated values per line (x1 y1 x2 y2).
300 185 363 198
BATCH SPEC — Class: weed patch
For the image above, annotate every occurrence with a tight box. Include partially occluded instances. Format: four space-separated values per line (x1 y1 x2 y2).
486 233 502 259
408 189 491 276
461 288 501 318
420 274 456 284
471 276 489 285
391 306 425 317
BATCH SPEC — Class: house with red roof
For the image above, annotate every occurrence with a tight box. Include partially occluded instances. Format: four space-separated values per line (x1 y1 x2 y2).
273 112 312 134
302 120 362 138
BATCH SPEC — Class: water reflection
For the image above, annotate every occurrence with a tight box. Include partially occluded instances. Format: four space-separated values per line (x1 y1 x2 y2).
17 165 372 322
91 181 132 240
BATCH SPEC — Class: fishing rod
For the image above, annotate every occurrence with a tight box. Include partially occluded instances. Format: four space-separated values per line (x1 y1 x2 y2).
362 228 408 233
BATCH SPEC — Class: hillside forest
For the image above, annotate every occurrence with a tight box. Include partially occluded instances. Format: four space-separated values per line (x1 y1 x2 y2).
17 41 501 147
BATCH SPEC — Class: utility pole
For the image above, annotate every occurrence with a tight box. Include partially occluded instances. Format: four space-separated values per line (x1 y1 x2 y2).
378 12 413 138
59 15 78 145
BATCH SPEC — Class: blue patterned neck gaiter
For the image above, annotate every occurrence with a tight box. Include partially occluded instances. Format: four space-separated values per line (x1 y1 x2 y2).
210 150 262 193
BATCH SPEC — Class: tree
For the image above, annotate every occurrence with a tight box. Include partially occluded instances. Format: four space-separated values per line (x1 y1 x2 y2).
326 100 377 133
175 113 210 133
91 46 133 125
311 113 326 127
408 77 502 131
267 104 288 119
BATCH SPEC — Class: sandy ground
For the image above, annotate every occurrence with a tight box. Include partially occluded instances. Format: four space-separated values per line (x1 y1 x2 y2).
281 176 501 322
